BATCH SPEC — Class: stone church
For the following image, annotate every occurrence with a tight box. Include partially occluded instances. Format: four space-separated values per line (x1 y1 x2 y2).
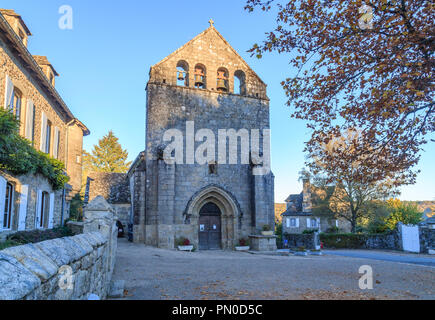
126 21 275 250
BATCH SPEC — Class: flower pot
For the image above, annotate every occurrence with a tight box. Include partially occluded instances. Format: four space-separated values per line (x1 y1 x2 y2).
235 246 250 251
178 245 194 252
261 231 274 236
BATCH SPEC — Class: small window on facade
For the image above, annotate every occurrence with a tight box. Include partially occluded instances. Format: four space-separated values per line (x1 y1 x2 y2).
217 68 229 92
209 162 217 175
234 70 246 95
311 218 317 228
3 182 14 230
194 64 206 89
176 60 189 87
45 120 52 154
290 218 296 227
76 155 81 164
12 89 22 121
39 192 49 229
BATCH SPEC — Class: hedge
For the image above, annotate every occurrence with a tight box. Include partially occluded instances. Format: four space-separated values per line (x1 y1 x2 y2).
6 227 73 245
320 233 369 249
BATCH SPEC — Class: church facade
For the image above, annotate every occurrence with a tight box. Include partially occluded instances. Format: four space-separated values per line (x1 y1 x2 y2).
128 22 275 250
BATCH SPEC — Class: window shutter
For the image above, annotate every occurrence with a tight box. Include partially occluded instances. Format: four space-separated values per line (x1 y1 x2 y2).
35 190 42 228
4 75 14 109
296 218 299 228
286 218 290 228
0 176 6 229
53 127 60 159
48 193 55 228
18 185 29 231
317 218 321 230
40 112 47 152
25 100 34 141
336 220 339 228
307 218 311 228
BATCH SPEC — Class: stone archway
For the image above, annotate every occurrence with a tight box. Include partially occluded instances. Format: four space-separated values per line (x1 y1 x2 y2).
184 185 240 250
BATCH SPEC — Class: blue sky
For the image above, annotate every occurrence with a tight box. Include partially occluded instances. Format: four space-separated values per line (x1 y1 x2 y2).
4 0 434 202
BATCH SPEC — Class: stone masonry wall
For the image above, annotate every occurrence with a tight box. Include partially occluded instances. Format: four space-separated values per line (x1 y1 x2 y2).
0 196 117 300
0 19 85 194
143 83 274 249
419 226 435 254
87 172 130 204
0 171 65 241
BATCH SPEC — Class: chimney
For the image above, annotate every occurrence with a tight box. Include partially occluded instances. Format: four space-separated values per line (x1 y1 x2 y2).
0 9 32 47
33 56 59 87
302 178 312 213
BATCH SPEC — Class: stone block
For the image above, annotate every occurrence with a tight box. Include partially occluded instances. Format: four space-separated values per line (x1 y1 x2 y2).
0 252 41 300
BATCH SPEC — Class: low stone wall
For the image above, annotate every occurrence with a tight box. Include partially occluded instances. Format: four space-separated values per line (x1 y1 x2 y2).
419 226 435 254
0 196 117 300
283 233 320 250
365 233 400 250
320 232 400 250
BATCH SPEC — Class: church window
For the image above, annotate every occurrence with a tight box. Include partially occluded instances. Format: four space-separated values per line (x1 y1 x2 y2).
209 161 217 175
217 68 229 92
176 60 189 87
234 70 246 95
194 64 206 89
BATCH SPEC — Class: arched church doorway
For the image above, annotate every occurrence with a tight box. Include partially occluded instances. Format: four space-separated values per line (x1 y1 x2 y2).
198 202 222 250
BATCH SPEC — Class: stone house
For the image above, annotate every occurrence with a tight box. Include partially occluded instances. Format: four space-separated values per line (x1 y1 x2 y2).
128 22 275 250
0 9 89 239
281 179 351 234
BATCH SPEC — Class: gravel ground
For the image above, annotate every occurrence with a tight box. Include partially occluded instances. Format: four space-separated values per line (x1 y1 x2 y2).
112 239 435 300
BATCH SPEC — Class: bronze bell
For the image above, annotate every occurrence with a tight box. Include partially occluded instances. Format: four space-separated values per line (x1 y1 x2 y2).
194 69 205 87
177 71 185 81
217 79 228 92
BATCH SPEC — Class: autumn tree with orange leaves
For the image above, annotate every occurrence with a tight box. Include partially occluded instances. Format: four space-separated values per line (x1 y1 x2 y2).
246 0 434 189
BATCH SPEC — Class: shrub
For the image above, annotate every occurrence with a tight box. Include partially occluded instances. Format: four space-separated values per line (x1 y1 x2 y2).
262 224 271 231
296 246 306 252
6 227 73 245
325 226 340 234
69 193 84 222
302 229 318 234
0 239 21 250
0 108 69 190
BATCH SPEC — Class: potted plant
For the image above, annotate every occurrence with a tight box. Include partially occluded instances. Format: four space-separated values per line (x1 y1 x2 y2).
294 246 308 256
177 238 194 252
261 224 274 236
235 238 250 251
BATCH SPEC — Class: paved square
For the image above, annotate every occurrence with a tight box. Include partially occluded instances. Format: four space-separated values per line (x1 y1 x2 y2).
112 239 435 300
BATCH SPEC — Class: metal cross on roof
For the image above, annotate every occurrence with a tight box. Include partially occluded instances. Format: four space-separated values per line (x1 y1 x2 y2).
209 19 214 27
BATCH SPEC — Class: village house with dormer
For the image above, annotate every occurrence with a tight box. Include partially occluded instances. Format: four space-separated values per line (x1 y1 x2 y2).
0 9 89 239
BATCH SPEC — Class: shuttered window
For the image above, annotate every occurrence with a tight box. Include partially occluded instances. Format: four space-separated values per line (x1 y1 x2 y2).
3 182 14 230
53 127 60 159
25 100 35 142
4 75 14 109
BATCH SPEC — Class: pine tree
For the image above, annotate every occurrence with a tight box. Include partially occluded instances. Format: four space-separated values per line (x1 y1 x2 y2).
83 131 131 174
